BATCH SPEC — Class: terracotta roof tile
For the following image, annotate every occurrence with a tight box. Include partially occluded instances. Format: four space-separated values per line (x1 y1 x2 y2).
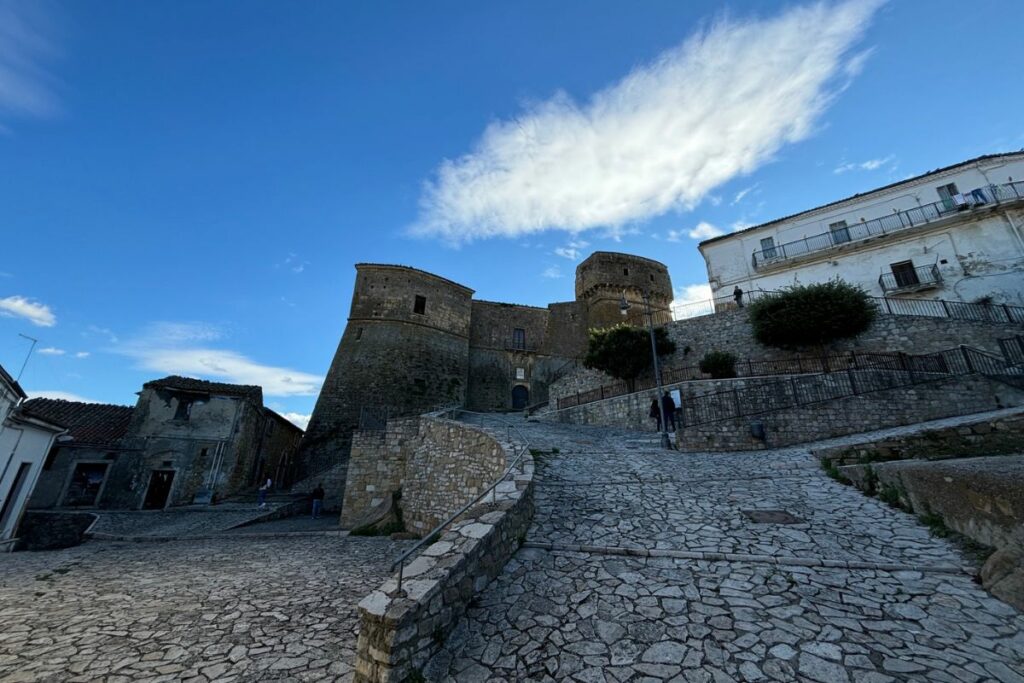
21 399 134 446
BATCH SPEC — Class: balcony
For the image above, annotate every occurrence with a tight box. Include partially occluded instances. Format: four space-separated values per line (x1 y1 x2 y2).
751 181 1024 270
879 264 942 294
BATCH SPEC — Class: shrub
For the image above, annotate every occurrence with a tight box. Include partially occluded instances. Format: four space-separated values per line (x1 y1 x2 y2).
583 324 676 391
747 280 876 349
699 351 738 379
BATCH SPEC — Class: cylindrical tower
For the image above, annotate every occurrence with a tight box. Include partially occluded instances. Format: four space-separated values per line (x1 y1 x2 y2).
298 264 473 482
575 252 674 329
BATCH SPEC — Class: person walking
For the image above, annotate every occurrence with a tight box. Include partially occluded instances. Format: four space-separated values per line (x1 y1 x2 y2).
661 391 677 431
311 484 325 520
733 286 744 308
257 477 272 509
649 398 661 431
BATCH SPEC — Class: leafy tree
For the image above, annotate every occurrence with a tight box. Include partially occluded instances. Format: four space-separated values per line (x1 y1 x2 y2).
699 351 738 379
583 324 676 391
748 280 876 349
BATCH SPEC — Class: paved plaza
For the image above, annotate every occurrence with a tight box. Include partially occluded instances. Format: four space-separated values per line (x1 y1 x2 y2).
426 417 1024 682
0 536 409 683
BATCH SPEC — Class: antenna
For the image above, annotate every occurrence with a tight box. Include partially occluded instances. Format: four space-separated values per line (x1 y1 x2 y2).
16 333 38 382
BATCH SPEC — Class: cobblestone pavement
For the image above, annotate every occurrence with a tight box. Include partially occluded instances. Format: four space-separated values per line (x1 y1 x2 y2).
427 416 1024 682
0 536 410 682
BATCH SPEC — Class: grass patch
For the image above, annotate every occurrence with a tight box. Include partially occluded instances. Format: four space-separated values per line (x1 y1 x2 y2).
918 510 950 538
820 457 849 484
878 483 904 509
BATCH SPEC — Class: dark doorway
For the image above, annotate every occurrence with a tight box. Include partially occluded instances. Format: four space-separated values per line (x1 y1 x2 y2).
142 470 175 510
511 385 529 410
891 260 919 288
0 463 32 534
63 463 109 507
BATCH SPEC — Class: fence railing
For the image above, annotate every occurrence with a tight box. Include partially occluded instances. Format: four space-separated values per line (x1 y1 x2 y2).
679 344 1021 427
751 180 1024 269
391 408 531 594
879 264 942 293
999 335 1024 365
555 350 916 410
673 288 1024 325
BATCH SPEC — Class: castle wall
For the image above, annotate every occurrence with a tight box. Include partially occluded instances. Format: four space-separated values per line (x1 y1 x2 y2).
299 265 473 488
576 252 673 329
544 301 589 358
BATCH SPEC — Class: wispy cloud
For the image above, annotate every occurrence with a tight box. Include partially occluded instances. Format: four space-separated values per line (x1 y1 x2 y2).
542 266 563 279
29 390 98 403
671 283 714 319
277 253 308 274
0 295 56 326
37 346 64 355
0 1 59 125
665 230 685 243
85 325 118 343
74 351 89 358
688 221 726 240
834 154 895 174
554 247 580 260
115 322 323 398
281 412 311 430
411 0 882 243
732 184 759 205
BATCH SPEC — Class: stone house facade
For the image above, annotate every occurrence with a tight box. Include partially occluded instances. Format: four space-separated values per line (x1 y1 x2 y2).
23 376 303 511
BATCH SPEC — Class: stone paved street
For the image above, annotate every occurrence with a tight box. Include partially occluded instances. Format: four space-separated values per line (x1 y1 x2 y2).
0 536 410 683
427 416 1024 682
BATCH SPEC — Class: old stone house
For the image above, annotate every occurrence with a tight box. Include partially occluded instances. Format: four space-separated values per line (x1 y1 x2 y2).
24 376 304 511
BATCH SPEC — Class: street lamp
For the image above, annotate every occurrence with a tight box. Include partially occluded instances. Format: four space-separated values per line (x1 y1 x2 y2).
620 291 673 449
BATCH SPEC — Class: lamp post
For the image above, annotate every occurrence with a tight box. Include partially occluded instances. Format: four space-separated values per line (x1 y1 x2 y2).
620 291 673 449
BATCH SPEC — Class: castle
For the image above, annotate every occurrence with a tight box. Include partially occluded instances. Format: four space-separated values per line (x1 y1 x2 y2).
298 251 674 480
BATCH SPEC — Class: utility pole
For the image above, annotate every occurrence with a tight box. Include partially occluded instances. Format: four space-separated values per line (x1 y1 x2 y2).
620 291 673 449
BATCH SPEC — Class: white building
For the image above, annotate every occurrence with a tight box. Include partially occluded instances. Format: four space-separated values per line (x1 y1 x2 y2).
698 152 1024 309
0 365 66 550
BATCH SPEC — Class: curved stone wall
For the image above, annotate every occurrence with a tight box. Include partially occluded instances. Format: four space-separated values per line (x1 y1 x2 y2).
576 251 673 329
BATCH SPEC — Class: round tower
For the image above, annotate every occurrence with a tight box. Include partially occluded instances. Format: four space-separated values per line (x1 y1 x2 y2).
575 252 673 329
299 264 474 480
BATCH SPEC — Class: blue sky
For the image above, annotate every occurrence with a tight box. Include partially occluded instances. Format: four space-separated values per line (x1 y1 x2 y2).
2 0 1022 426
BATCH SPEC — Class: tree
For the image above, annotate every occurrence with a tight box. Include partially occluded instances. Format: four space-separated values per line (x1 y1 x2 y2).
747 280 876 349
583 324 676 391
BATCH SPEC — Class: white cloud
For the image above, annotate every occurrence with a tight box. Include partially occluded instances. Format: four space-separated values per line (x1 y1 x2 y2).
116 322 323 398
0 295 56 326
665 230 684 243
0 1 58 123
74 351 89 358
834 154 894 174
281 412 311 430
688 221 726 240
671 283 715 319
542 266 563 279
554 247 580 260
732 184 758 205
29 390 97 403
85 325 118 343
278 253 308 274
731 219 755 231
411 0 882 243
37 346 64 355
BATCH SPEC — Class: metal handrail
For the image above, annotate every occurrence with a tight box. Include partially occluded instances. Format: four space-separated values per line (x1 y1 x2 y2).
751 181 1024 269
390 408 532 594
878 264 942 293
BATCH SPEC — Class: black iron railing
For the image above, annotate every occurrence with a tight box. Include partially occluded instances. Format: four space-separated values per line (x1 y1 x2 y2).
879 264 942 293
998 335 1024 365
679 345 1021 427
751 181 1024 269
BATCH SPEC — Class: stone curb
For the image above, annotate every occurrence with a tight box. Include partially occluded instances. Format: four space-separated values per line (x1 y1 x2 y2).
522 541 972 575
536 472 817 487
88 529 351 543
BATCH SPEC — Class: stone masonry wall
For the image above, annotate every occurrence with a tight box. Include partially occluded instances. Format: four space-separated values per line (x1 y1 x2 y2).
402 420 506 535
549 308 1024 406
812 410 1024 467
677 375 1024 452
339 418 421 528
353 419 534 682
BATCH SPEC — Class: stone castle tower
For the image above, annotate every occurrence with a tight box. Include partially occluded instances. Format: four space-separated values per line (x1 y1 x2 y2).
297 251 673 487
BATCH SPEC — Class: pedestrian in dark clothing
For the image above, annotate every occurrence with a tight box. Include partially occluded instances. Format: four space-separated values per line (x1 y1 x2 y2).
649 398 661 431
661 392 677 431
311 484 325 519
733 286 744 308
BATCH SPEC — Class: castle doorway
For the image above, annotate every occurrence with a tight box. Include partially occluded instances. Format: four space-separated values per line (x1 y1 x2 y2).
511 385 529 410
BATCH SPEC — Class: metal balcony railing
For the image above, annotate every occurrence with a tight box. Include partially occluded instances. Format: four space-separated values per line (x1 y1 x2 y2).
751 181 1024 269
878 264 942 293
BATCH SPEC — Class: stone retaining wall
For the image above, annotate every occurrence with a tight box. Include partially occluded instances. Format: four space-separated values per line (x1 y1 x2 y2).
340 418 421 528
353 420 534 682
15 511 97 551
813 410 1024 466
549 308 1024 406
678 375 1024 451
